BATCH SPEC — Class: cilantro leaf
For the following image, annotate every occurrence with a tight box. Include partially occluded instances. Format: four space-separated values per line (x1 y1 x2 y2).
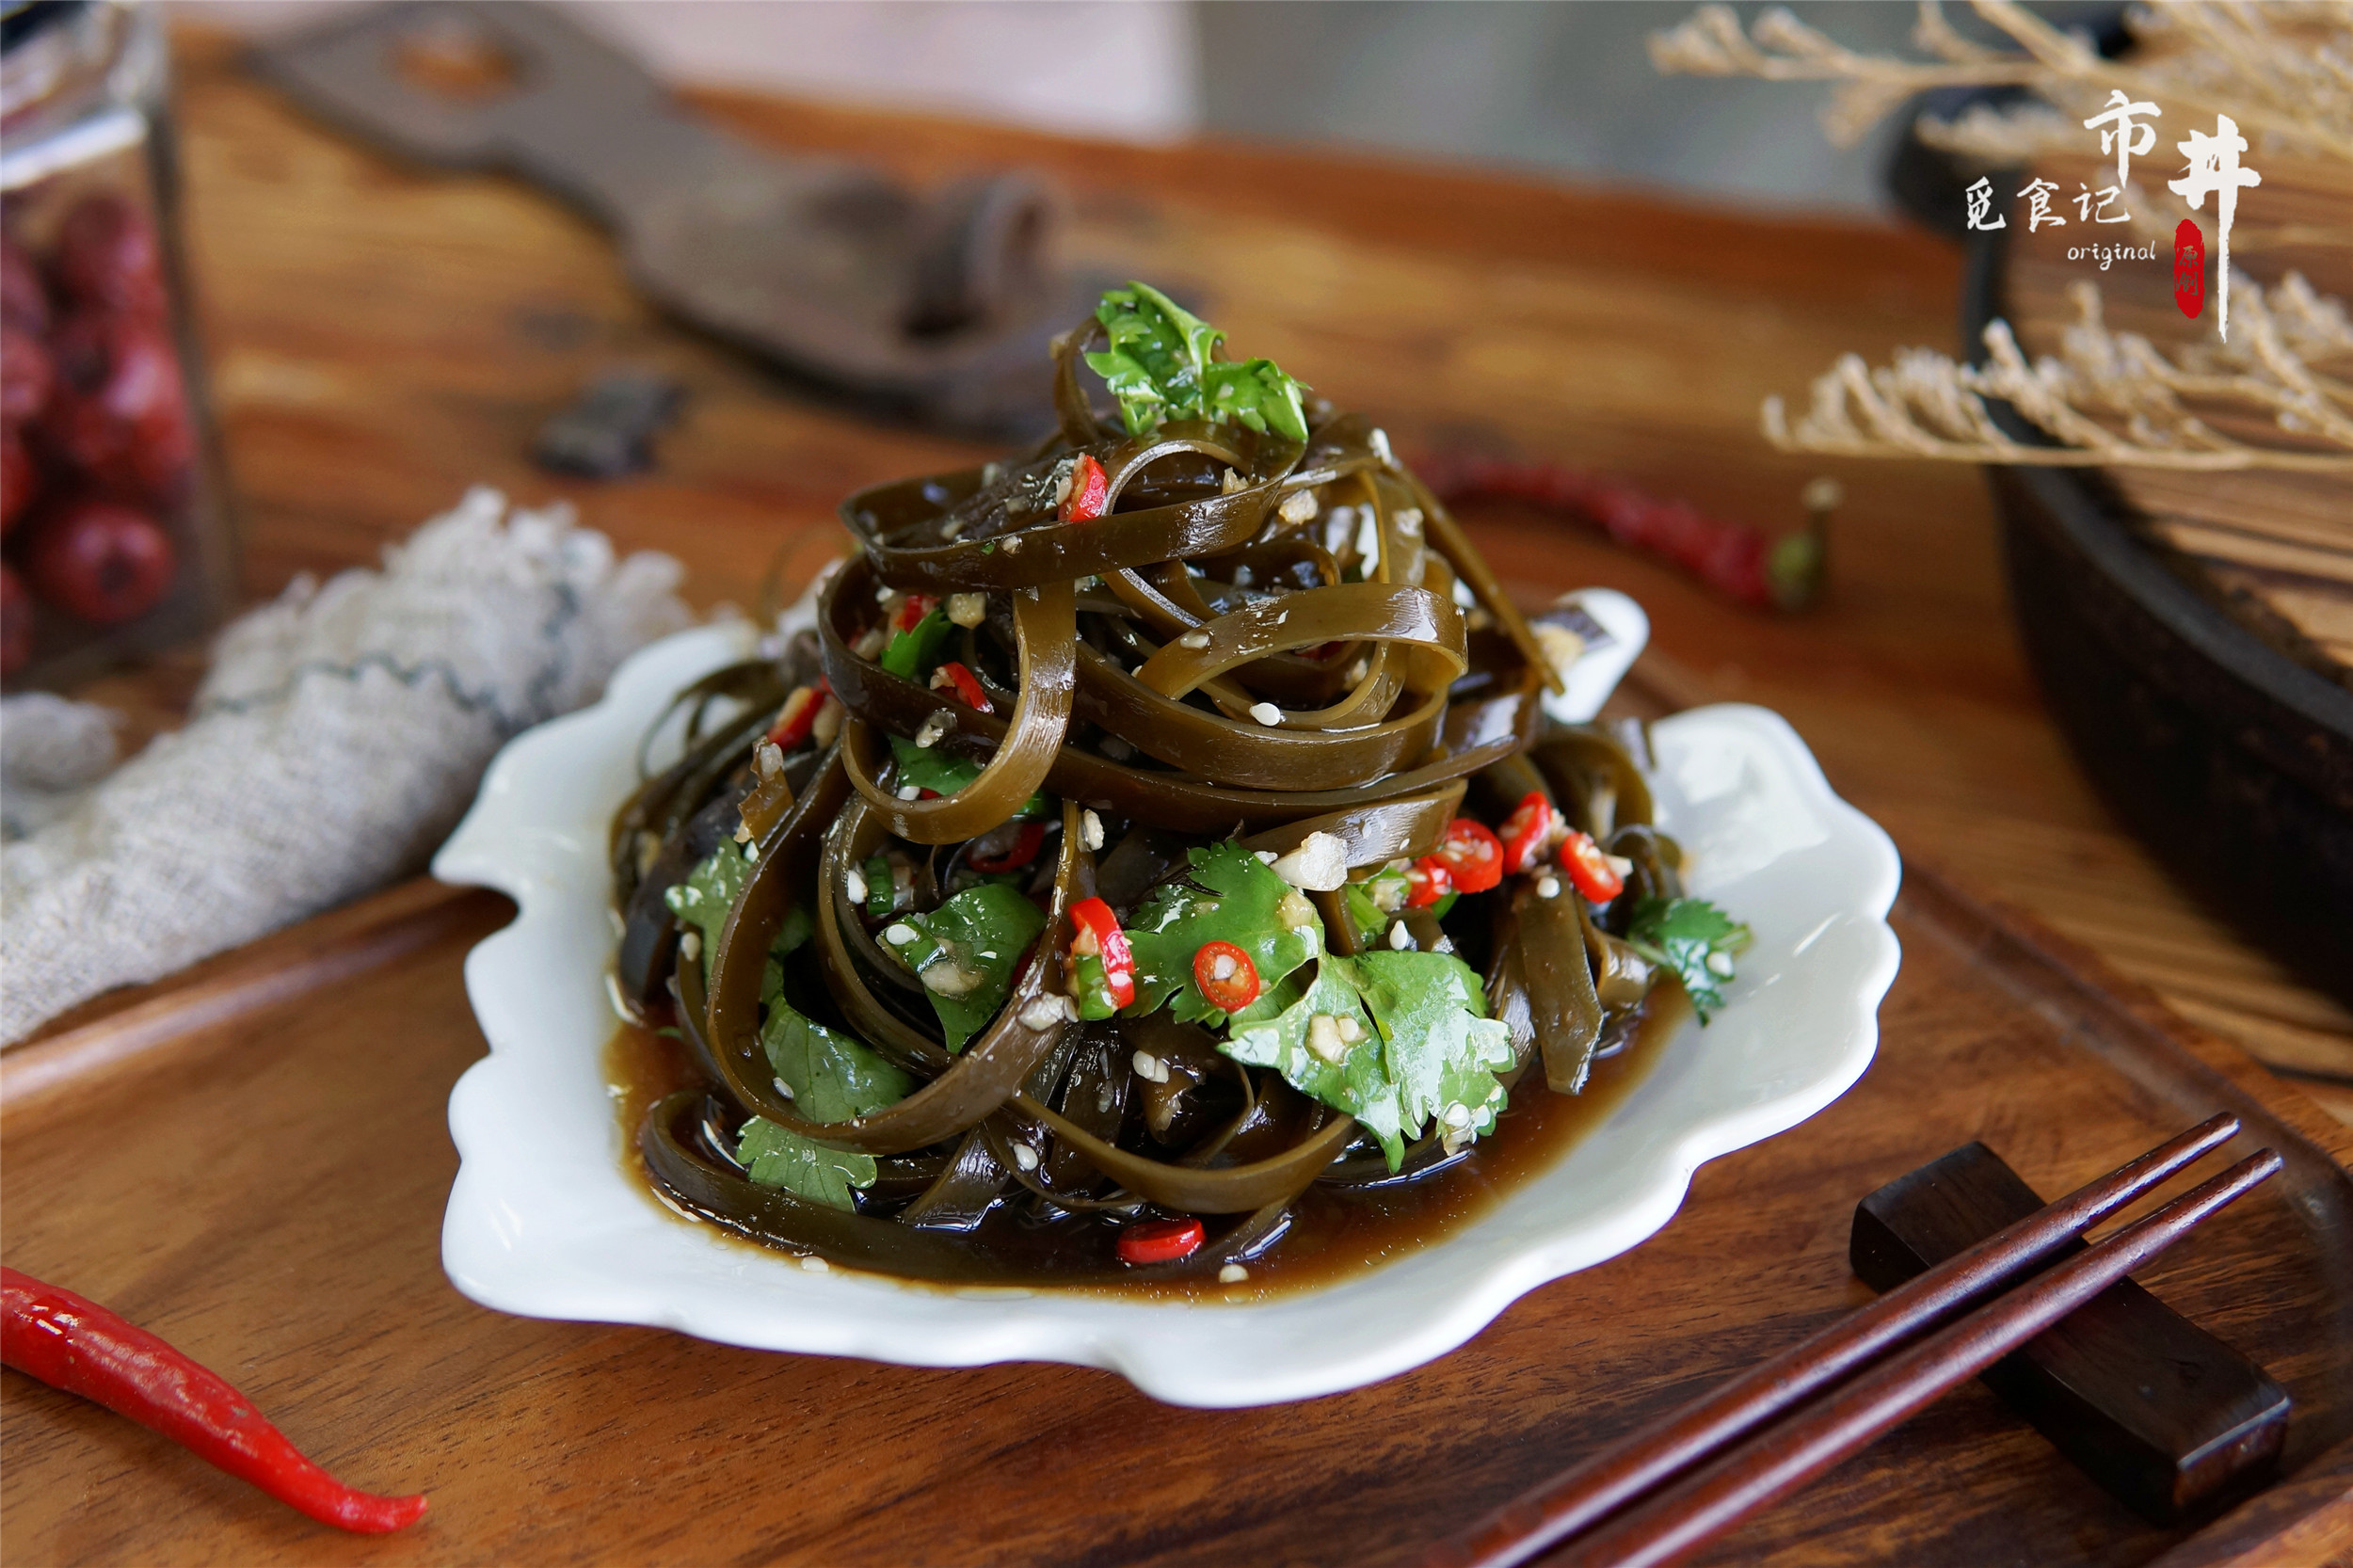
665 842 808 987
665 841 749 949
734 997 912 1210
1123 842 1321 1028
1625 896 1752 1021
888 736 1050 818
880 608 954 680
760 998 912 1123
735 1118 874 1211
880 882 1047 1051
1225 962 1401 1161
1349 951 1514 1144
1084 282 1308 442
1222 950 1513 1170
1200 358 1308 443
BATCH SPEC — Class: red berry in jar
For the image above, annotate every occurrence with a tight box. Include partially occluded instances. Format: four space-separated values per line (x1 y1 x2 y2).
2 324 54 424
1 562 33 676
0 237 49 337
23 498 176 625
56 194 168 320
1 424 38 535
44 312 193 499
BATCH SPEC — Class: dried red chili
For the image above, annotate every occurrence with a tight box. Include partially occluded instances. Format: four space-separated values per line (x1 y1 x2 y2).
0 1267 427 1533
1418 454 1825 612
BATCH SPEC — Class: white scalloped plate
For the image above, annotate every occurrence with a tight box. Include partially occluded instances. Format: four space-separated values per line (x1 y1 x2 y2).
432 617 1900 1408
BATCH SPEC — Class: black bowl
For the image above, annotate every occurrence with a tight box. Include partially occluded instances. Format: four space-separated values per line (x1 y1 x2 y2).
1964 232 2353 1007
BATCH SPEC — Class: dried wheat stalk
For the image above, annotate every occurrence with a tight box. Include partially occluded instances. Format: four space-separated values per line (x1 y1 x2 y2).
1652 0 2353 166
1762 273 2353 473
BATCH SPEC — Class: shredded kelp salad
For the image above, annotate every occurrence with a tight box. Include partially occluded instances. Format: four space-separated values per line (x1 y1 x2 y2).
608 283 1750 1284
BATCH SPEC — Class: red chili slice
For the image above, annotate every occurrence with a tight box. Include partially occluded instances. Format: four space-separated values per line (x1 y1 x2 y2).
930 660 993 713
1069 896 1135 1008
1193 940 1261 1012
1428 817 1503 894
1115 1217 1205 1265
968 821 1046 873
1061 453 1110 522
1498 791 1555 875
765 682 827 749
890 592 937 633
1559 829 1627 903
1405 856 1452 908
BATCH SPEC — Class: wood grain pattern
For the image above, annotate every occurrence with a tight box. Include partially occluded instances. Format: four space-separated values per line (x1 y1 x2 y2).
1 861 2346 1567
1851 1142 2290 1525
0 879 502 1111
6 26 2353 1563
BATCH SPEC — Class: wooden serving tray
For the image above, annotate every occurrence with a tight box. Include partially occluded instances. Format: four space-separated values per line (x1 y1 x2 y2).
3 792 2348 1564
1986 151 2353 1007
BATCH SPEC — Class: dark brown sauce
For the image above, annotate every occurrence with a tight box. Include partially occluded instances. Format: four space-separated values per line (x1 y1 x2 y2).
602 993 1681 1301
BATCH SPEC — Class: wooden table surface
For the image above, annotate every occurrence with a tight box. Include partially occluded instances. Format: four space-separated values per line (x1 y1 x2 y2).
6 26 2351 1563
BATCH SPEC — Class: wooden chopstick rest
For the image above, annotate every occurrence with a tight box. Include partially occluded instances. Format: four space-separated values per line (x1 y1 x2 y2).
1851 1141 2290 1524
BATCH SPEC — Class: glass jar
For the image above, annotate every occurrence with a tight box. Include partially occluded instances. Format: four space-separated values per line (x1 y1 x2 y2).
2 0 234 689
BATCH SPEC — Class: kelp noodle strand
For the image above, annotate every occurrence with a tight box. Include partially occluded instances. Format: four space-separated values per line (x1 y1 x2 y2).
609 304 1701 1284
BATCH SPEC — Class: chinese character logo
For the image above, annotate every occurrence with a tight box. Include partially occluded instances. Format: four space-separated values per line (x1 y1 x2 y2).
2074 183 2129 224
2169 115 2262 339
2082 89 2161 186
2173 220 2204 319
1965 176 2004 232
2017 177 2066 232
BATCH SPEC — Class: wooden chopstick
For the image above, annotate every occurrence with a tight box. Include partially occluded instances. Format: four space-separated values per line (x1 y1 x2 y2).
1427 1112 2247 1568
1541 1146 2282 1568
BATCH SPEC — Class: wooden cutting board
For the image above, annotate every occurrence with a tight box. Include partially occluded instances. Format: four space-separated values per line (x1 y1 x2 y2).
3 774 2349 1566
5 24 2353 1564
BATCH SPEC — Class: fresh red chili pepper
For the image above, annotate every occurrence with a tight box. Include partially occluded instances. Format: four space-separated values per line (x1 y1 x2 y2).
1068 896 1135 1009
1193 939 1261 1013
765 682 827 749
890 592 937 633
1115 1217 1205 1265
1060 453 1110 522
1498 791 1556 876
929 660 993 713
968 820 1047 874
1417 454 1826 613
1558 829 1628 903
1405 856 1452 908
1427 817 1503 894
0 1267 426 1534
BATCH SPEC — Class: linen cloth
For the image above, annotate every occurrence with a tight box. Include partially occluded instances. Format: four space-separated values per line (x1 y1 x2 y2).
0 488 690 1042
